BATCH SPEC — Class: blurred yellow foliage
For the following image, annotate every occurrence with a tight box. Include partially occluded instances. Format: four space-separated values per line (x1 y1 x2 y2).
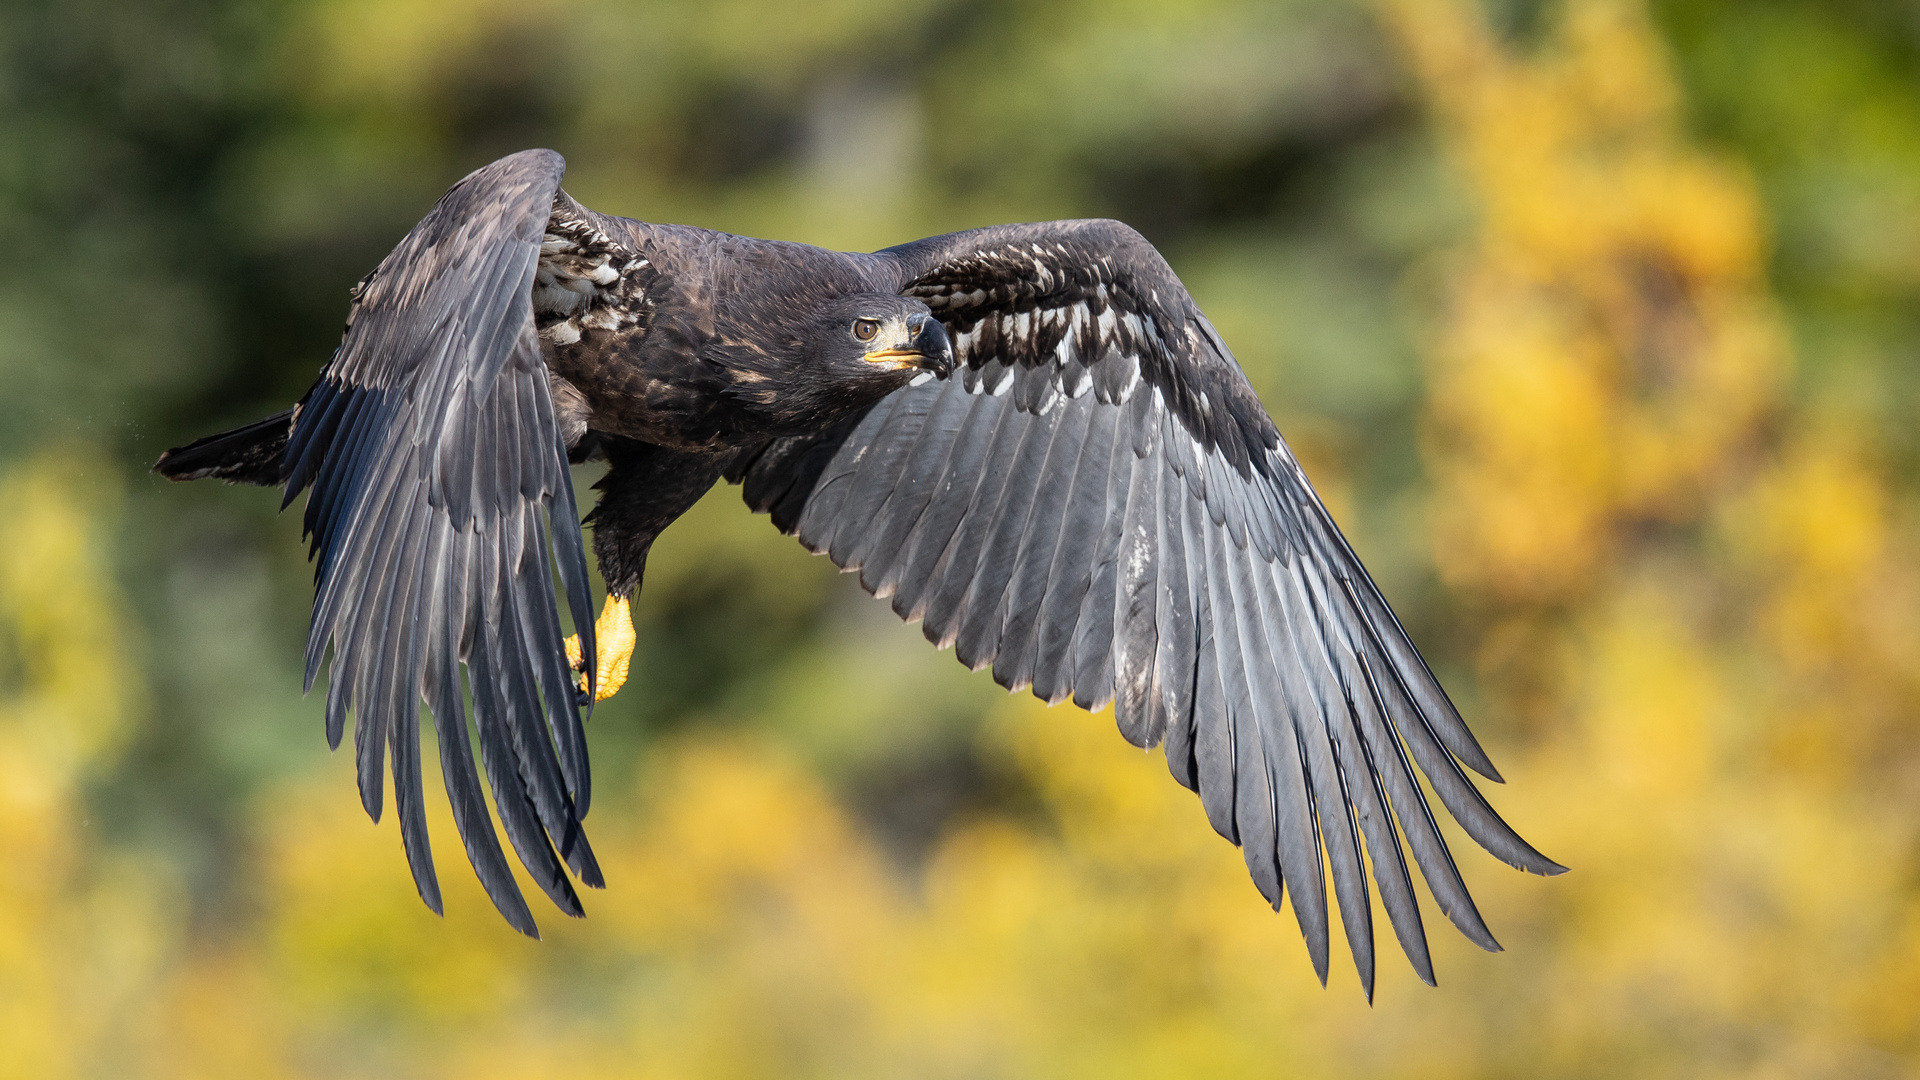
1380 0 1920 1073
1389 0 1787 606
0 454 173 1080
136 702 1514 1079
8 1 1920 1077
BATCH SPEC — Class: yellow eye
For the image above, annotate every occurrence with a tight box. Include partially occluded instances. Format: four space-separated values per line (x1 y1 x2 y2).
853 318 880 342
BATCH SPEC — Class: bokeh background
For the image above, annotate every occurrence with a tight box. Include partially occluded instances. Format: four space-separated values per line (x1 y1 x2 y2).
5 0 1920 1074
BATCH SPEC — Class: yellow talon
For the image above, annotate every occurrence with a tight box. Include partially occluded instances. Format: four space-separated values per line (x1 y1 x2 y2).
564 594 635 703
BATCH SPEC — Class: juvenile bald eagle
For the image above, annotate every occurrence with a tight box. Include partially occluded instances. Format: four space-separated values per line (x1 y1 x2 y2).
156 149 1561 996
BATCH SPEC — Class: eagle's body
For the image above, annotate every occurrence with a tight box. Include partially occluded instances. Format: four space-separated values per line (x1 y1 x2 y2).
157 150 1561 997
536 206 890 450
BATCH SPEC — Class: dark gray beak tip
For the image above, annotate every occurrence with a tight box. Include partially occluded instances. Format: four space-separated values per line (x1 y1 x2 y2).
914 317 955 379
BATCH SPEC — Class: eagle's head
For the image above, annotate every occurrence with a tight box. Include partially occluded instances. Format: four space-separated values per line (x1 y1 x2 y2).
719 292 953 435
801 292 954 386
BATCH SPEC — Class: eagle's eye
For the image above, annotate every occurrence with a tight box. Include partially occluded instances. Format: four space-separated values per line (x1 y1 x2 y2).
852 318 881 342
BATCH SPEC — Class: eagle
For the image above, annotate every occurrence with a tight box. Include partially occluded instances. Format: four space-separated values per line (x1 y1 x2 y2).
155 149 1561 997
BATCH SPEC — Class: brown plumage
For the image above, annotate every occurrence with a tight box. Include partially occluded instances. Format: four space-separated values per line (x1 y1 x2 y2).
155 149 1561 997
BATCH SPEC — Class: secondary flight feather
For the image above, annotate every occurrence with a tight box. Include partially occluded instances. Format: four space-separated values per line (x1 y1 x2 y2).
156 149 1562 997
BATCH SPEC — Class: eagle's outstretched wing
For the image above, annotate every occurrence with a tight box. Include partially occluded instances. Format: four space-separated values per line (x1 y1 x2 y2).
727 219 1564 996
284 149 601 936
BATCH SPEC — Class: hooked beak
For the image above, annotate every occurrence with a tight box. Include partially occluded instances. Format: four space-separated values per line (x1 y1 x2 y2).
864 314 955 378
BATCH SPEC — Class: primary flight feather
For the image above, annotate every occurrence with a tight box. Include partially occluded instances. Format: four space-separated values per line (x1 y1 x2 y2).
156 149 1562 998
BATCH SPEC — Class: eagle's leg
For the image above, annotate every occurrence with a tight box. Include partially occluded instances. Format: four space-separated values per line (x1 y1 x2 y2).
568 436 727 704
566 594 636 702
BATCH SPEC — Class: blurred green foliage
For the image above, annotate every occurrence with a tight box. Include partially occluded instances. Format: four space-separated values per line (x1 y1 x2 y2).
4 0 1920 1075
2 0 1445 907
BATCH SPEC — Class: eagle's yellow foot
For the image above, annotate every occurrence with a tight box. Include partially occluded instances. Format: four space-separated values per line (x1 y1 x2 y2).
564 594 635 704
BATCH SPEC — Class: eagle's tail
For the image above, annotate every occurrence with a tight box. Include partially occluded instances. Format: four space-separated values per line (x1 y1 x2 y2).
153 409 295 486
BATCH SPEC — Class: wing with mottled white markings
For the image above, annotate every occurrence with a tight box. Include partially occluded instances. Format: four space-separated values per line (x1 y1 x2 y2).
727 219 1564 997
